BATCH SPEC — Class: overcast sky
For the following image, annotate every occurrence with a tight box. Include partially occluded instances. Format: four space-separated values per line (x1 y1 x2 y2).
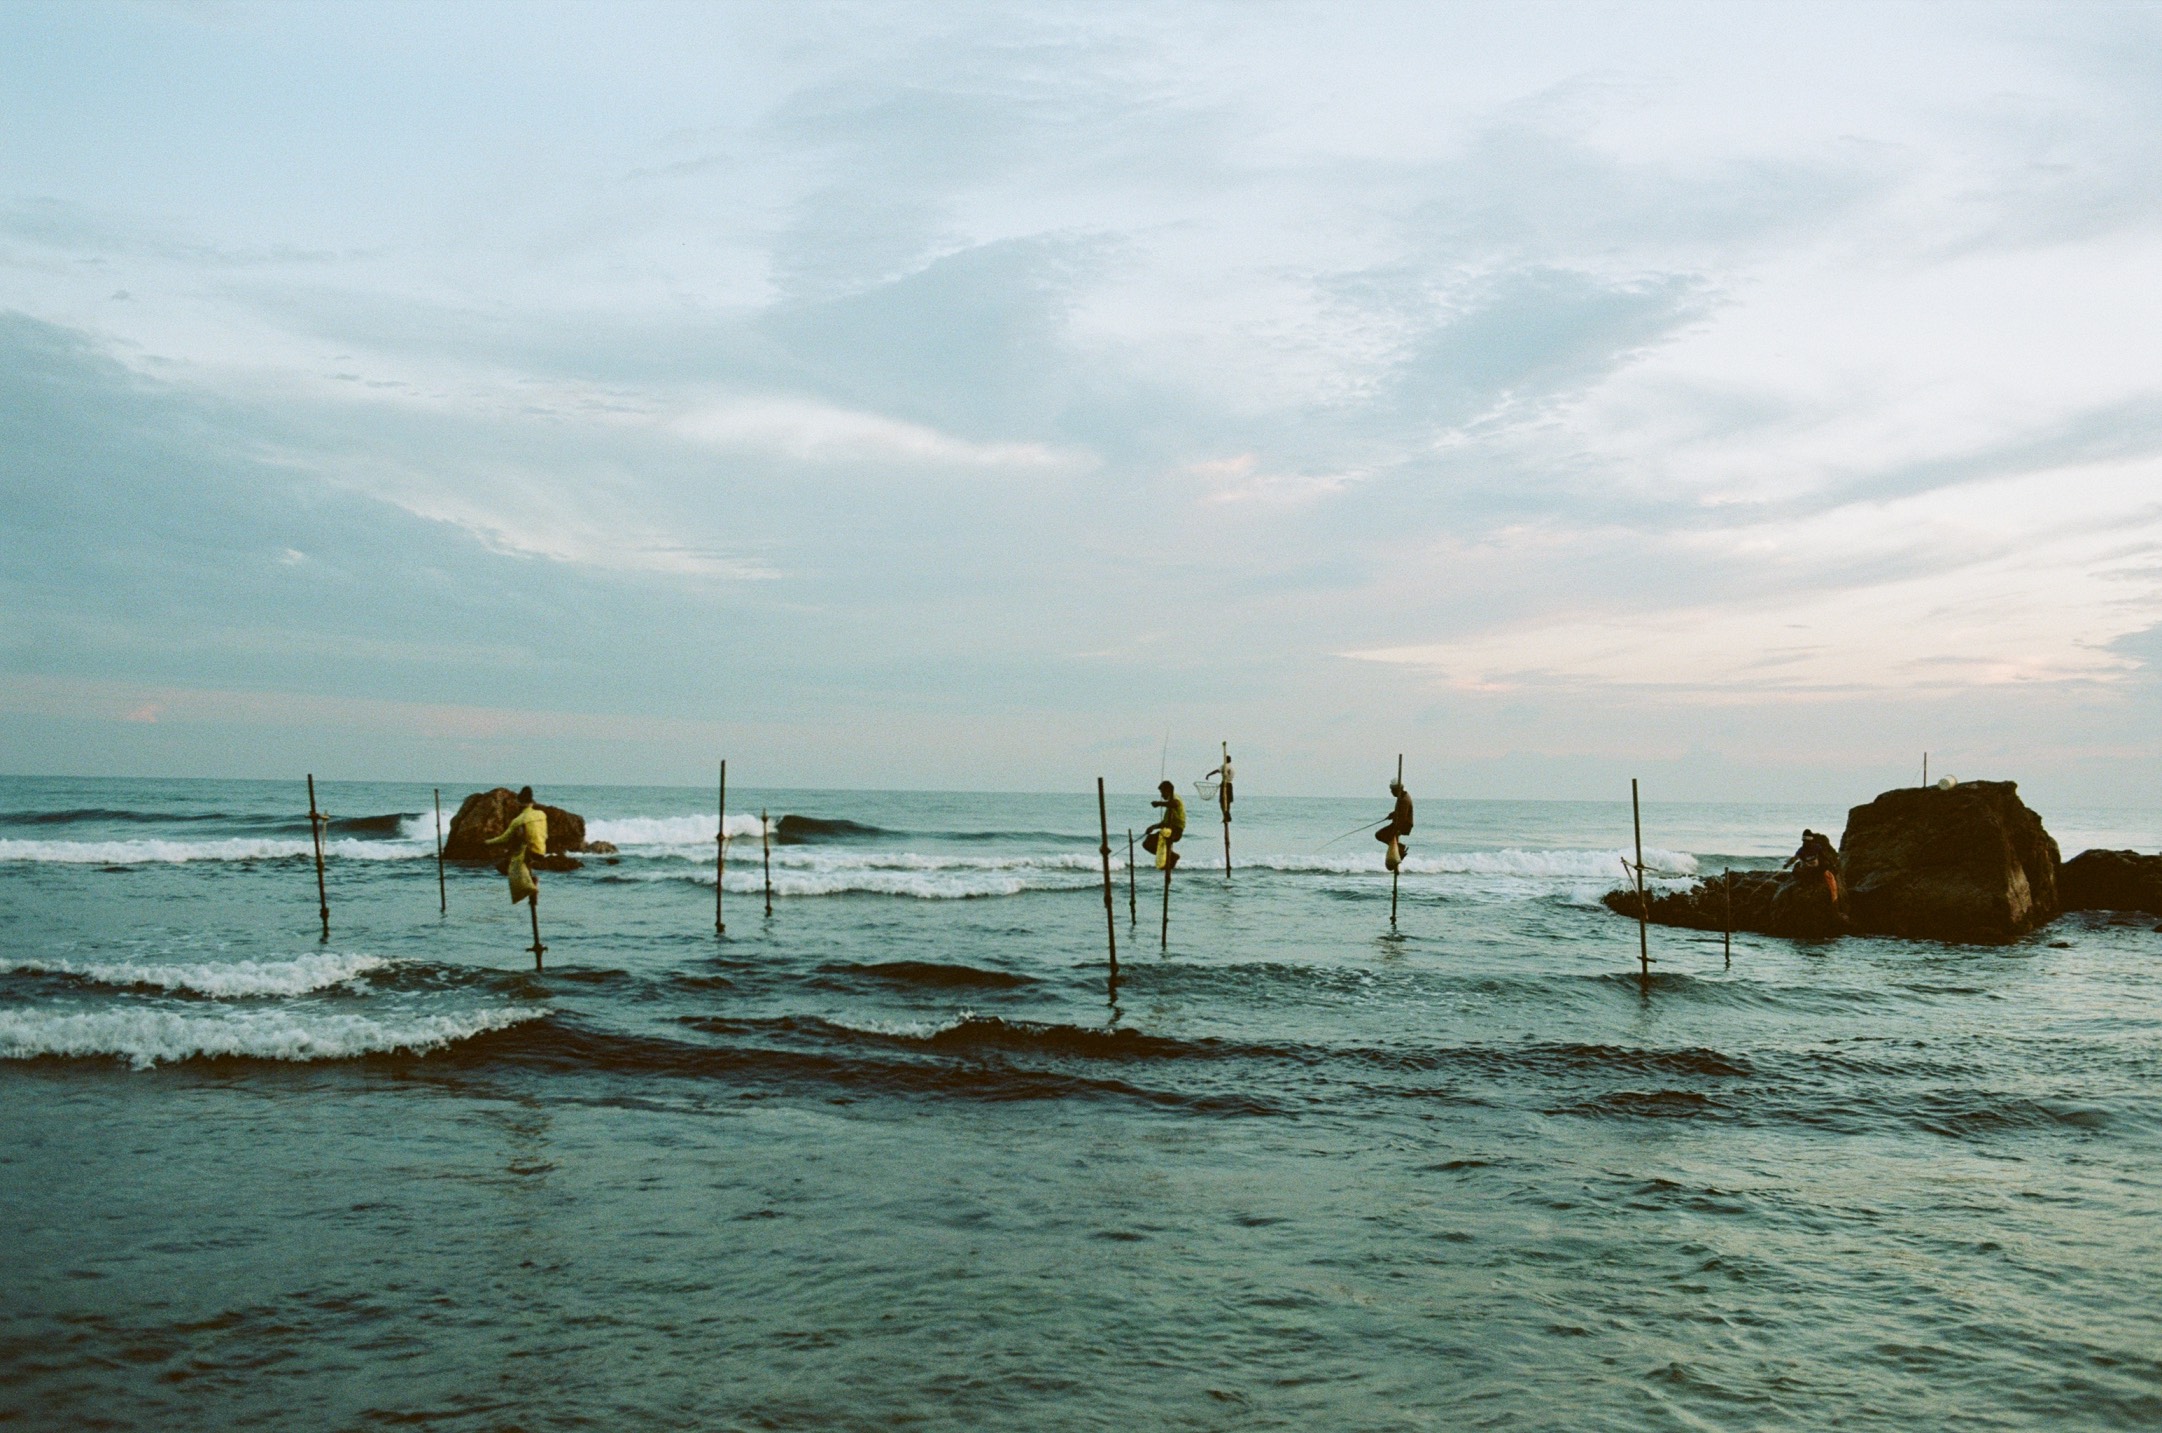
4 0 2160 804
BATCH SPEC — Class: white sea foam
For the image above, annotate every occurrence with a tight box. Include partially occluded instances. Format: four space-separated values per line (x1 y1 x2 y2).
0 1005 540 1070
654 845 1699 898
0 952 389 998
584 812 770 848
0 836 431 864
1236 847 1700 879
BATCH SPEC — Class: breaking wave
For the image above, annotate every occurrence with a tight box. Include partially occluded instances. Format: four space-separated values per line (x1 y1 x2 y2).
582 812 770 848
0 835 432 864
0 952 390 998
1237 847 1700 878
0 1005 541 1070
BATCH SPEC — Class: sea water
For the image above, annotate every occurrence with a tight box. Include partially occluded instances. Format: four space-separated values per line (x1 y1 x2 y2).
2 775 2159 1430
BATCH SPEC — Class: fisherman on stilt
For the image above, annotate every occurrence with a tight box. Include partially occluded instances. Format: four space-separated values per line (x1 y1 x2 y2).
485 785 548 905
1375 779 1414 872
1142 780 1186 870
1206 747 1234 824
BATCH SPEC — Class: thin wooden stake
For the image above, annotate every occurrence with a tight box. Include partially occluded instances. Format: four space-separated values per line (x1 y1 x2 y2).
1161 864 1171 952
1220 741 1232 880
1632 778 1650 977
433 787 446 915
1923 751 1929 787
529 890 546 971
1723 866 1733 968
1096 778 1117 972
1390 754 1403 929
1127 828 1136 923
726 760 735 942
306 774 329 942
762 807 773 918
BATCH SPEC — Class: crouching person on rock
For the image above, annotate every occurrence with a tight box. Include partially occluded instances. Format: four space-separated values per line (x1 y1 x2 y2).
1783 828 1842 905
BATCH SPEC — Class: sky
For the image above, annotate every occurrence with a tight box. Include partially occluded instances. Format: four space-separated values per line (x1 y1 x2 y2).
3 0 2161 805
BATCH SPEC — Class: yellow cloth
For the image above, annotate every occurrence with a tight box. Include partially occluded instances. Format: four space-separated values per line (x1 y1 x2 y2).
1155 833 1172 870
505 848 538 904
485 806 547 904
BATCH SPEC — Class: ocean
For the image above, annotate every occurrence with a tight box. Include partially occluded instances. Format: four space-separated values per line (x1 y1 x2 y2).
3 774 2159 1430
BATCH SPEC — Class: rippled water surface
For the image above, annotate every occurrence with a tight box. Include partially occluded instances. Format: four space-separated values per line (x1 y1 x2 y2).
4 775 2160 1430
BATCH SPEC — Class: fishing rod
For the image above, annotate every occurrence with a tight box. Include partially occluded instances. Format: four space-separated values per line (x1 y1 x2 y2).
1317 817 1391 851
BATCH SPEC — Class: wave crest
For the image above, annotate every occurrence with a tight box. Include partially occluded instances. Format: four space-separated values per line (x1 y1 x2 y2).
1 953 390 998
0 1006 542 1070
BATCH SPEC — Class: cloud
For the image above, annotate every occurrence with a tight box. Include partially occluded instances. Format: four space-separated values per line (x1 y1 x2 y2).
8 3 2162 799
671 394 1072 469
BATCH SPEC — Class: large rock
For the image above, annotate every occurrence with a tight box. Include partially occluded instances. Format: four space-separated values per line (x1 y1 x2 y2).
1837 781 2059 944
441 788 588 862
2058 849 2162 916
1603 870 1846 939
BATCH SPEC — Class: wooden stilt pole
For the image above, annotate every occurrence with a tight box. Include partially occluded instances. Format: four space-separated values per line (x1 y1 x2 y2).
726 760 735 942
1632 778 1650 977
762 807 773 918
306 774 329 942
1923 751 1929 787
528 889 546 971
1127 829 1136 924
1723 866 1733 968
1097 779 1117 974
1390 754 1403 929
1161 863 1171 952
1220 741 1231 880
433 788 446 915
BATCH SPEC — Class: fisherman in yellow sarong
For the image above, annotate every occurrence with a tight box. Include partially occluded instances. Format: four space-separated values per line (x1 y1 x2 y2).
485 786 548 904
1142 780 1186 870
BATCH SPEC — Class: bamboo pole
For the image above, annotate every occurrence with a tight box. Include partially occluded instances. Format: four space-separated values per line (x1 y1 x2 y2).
1390 754 1403 929
1723 866 1733 968
1220 741 1231 880
1097 779 1117 973
306 774 329 941
762 807 773 918
717 761 729 932
528 890 546 972
1631 778 1649 977
433 788 446 915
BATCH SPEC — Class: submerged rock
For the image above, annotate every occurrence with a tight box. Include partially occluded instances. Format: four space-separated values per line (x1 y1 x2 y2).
441 788 589 861
1839 781 2059 944
1602 870 1845 940
2058 849 2162 916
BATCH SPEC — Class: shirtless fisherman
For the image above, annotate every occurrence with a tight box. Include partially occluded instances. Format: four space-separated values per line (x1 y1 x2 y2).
1374 780 1414 872
1207 746 1235 823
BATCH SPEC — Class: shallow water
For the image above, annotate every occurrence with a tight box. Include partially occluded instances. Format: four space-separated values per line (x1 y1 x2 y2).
3 776 2160 1430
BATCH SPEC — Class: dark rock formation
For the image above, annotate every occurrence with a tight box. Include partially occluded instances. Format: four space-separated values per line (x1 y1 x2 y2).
1603 870 1845 940
1607 780 2068 946
2058 849 2162 916
1838 781 2059 944
442 788 588 861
